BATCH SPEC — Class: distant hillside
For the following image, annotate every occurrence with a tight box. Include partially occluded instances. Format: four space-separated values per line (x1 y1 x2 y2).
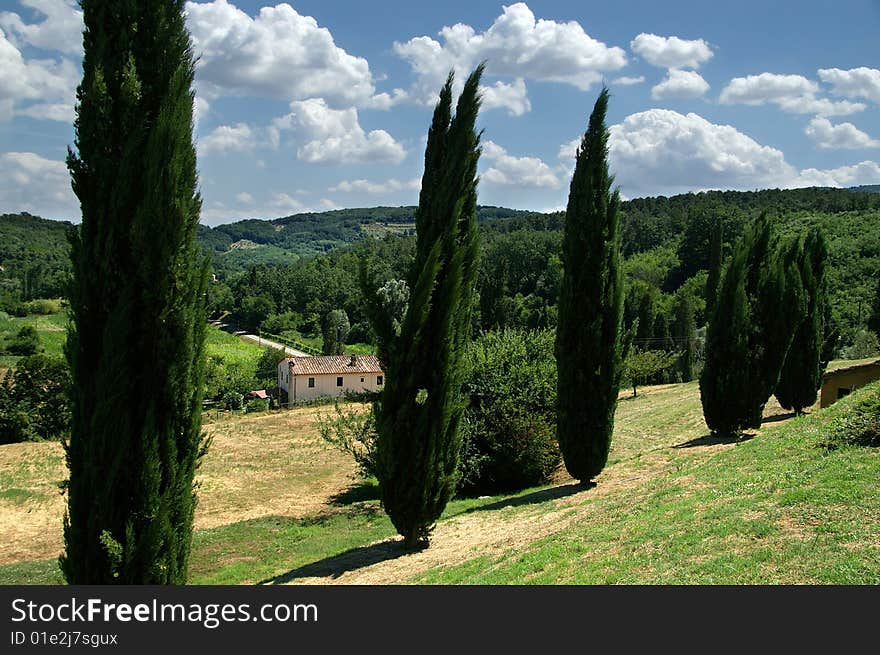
3 186 879 298
850 184 880 194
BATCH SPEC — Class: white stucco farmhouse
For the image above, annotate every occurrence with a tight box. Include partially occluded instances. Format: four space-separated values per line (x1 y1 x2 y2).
277 354 384 403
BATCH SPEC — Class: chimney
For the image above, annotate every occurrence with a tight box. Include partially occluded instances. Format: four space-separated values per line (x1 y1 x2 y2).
349 354 357 366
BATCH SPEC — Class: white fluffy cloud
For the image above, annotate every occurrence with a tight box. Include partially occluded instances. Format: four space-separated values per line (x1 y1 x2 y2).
270 98 406 165
606 109 796 196
630 33 712 69
795 160 880 188
805 117 880 150
480 78 531 117
560 109 880 197
393 2 626 114
201 192 338 225
0 151 77 218
0 28 78 122
0 0 82 55
185 0 382 108
612 75 645 86
651 69 709 100
719 73 864 116
818 67 880 105
329 178 420 194
482 140 561 188
198 123 257 155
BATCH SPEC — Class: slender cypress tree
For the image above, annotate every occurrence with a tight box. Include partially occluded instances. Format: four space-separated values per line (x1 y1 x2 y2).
672 291 697 382
869 274 880 339
61 1 209 583
705 217 723 321
361 65 483 548
700 213 804 434
555 88 624 484
775 228 829 414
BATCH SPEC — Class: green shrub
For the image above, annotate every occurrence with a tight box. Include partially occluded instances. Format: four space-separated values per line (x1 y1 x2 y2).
23 298 64 315
317 401 377 478
7 326 41 356
245 397 269 413
223 391 244 411
824 381 880 448
458 329 561 494
0 354 70 444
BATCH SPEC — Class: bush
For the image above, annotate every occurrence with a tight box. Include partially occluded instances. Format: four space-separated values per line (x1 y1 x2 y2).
317 401 377 478
23 298 64 315
844 330 879 359
223 391 244 411
245 397 270 413
7 325 41 356
458 329 561 494
0 354 70 444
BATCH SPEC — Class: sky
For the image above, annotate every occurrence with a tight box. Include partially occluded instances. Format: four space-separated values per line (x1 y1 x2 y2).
1 0 879 225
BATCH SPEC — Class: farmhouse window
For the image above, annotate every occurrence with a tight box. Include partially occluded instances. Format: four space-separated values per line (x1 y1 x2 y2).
361 377 365 383
308 377 315 388
377 375 384 386
337 377 343 387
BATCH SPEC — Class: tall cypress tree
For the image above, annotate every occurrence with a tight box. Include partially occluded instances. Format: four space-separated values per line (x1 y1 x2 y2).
62 1 208 584
775 228 829 414
700 213 804 434
672 291 697 382
705 217 723 321
555 88 624 484
869 274 880 339
361 65 483 548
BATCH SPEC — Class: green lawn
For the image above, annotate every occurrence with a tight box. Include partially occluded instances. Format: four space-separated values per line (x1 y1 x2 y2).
204 324 264 369
1 363 877 585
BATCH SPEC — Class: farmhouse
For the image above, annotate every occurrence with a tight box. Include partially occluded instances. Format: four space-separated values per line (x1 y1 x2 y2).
278 354 384 403
820 358 880 408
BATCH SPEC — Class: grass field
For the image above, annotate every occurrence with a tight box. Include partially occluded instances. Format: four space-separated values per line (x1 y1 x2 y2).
0 364 877 585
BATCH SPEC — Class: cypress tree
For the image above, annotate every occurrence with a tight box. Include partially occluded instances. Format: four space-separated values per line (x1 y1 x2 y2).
705 217 723 321
61 1 209 583
672 291 697 382
775 228 829 414
555 88 624 483
361 65 483 548
869 274 880 339
700 213 804 434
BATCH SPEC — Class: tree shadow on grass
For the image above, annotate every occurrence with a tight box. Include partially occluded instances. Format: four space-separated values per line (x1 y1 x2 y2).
259 538 412 584
329 480 381 506
673 433 755 449
762 411 798 424
463 482 589 514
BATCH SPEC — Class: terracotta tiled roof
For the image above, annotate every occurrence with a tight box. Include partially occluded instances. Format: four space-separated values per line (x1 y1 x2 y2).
282 354 383 376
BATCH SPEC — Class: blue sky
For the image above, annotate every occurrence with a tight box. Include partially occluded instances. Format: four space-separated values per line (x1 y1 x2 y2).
1 0 879 224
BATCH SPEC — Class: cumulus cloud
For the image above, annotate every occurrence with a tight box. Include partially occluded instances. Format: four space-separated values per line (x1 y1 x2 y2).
818 67 880 105
480 78 531 116
0 0 83 55
329 178 420 194
599 109 796 197
651 69 709 100
560 109 880 197
0 28 78 122
270 98 406 165
805 117 880 150
0 151 77 219
719 72 864 116
630 33 713 69
393 2 626 114
612 75 645 86
482 140 561 188
198 123 257 155
185 0 383 108
795 160 880 188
